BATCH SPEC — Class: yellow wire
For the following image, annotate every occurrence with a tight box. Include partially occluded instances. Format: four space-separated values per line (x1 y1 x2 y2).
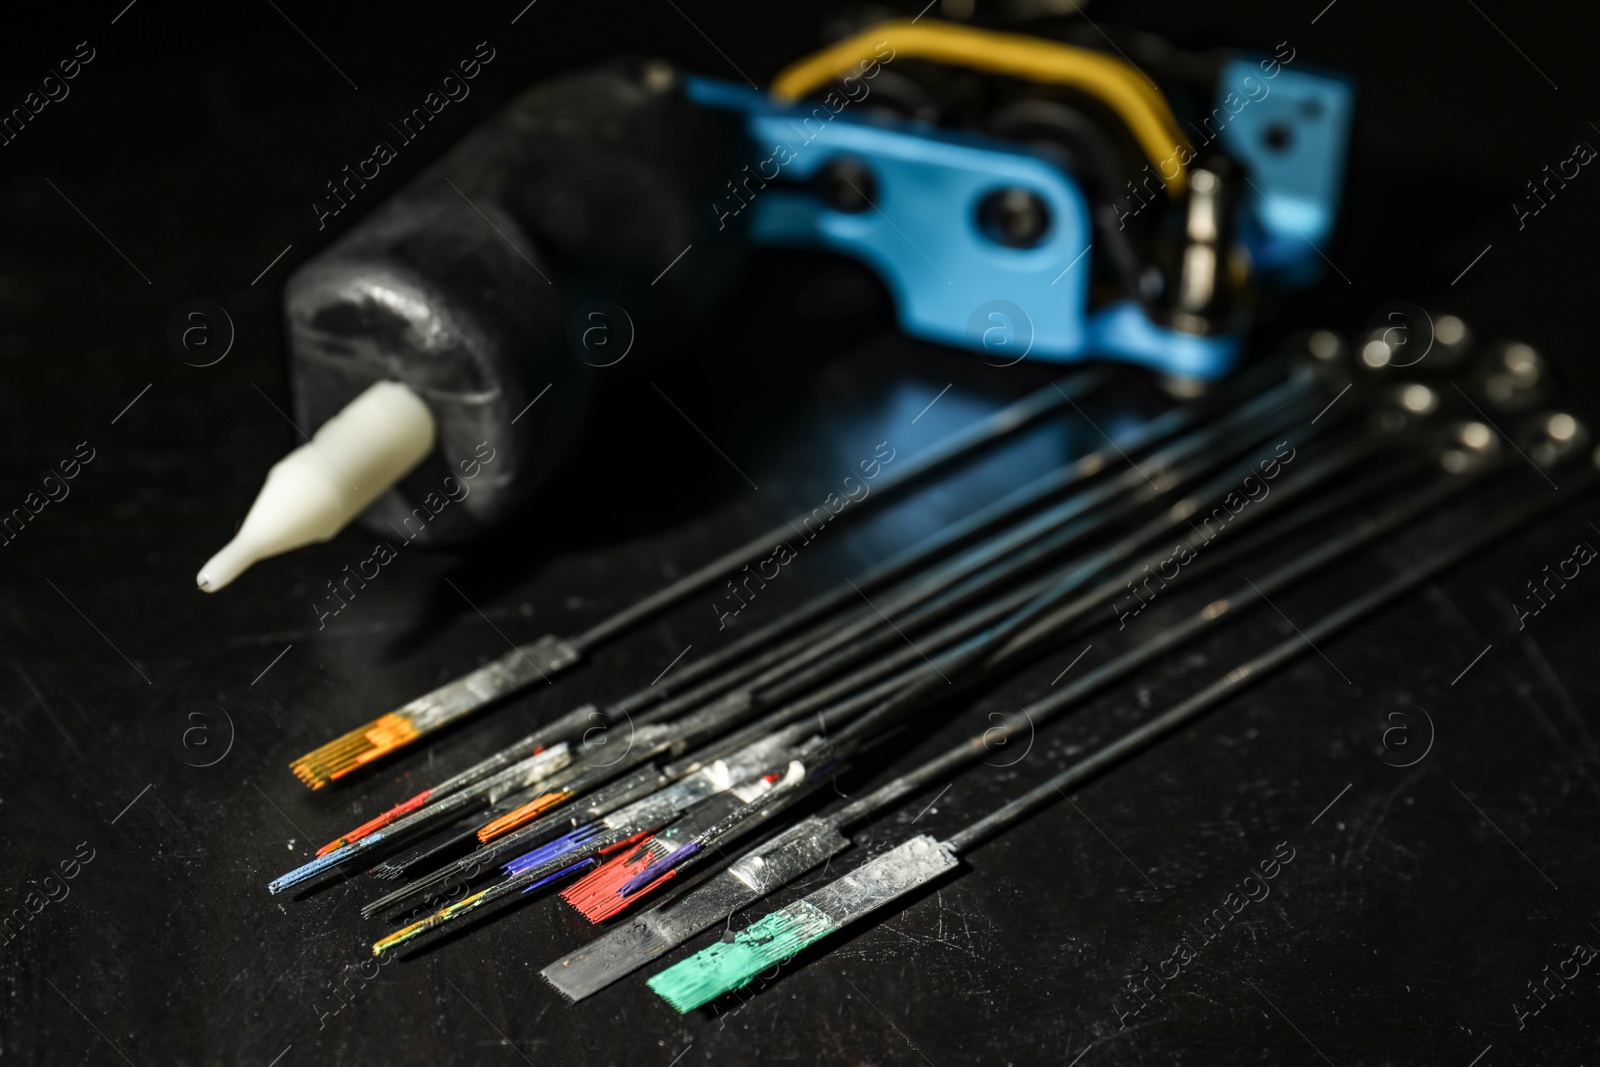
771 19 1190 195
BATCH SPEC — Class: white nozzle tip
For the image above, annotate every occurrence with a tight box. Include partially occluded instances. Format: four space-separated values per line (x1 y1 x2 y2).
196 537 262 593
196 380 437 594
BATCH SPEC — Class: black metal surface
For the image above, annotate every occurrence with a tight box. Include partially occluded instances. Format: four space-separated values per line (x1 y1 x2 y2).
3 3 1598 1065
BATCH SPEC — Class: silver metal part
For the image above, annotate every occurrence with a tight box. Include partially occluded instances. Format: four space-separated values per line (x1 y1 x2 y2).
604 783 706 834
481 743 572 803
539 816 851 1001
1477 341 1551 414
1370 381 1440 435
716 729 798 781
803 835 958 927
400 634 581 733
1524 411 1588 470
725 818 851 896
1437 420 1499 474
601 732 791 834
563 766 669 822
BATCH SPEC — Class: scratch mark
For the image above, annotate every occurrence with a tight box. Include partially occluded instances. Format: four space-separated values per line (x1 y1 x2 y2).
843 974 938 1066
1453 782 1559 891
1520 633 1600 770
14 664 82 757
1430 583 1600 807
1060 789 1159 893
1245 979 1335 1066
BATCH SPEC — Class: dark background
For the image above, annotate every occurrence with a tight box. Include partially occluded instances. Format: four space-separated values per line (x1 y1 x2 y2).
3 1 1598 1064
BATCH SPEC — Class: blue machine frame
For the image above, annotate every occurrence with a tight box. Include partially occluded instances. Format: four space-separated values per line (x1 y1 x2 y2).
687 60 1351 380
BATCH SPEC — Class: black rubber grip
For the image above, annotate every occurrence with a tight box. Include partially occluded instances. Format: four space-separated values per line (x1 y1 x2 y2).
284 60 747 545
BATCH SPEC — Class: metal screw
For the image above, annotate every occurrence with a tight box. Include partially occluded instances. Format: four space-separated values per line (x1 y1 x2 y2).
976 187 1051 248
818 158 876 214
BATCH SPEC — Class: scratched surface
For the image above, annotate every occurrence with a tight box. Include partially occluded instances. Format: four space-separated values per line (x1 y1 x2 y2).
3 3 1599 1065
